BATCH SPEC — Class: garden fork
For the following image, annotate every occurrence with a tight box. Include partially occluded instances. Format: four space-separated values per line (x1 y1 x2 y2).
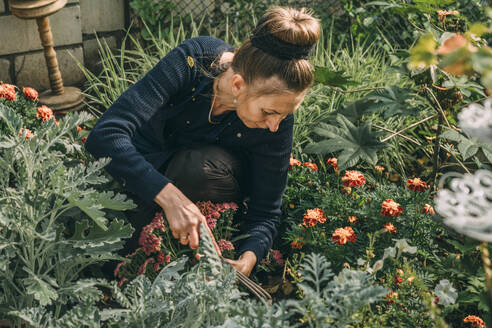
202 222 272 303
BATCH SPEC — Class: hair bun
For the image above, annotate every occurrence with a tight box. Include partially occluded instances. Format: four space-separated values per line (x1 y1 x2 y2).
253 6 320 47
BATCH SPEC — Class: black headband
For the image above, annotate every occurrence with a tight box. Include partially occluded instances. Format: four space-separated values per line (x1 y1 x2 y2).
249 33 315 60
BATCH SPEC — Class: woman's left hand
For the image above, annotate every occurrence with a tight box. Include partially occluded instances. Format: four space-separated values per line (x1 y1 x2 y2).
225 251 257 277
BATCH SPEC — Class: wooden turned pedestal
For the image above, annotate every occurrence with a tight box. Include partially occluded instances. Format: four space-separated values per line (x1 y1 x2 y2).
9 0 84 113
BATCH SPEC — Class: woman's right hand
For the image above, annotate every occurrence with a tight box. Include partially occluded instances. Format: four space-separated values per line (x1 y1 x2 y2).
154 183 221 255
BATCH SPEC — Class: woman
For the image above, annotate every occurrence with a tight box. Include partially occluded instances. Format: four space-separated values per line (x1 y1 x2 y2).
85 6 320 277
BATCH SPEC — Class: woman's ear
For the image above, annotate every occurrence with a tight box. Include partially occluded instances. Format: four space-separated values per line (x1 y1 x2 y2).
231 73 247 98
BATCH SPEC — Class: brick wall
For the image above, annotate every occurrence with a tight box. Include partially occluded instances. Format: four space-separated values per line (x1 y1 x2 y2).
0 0 127 91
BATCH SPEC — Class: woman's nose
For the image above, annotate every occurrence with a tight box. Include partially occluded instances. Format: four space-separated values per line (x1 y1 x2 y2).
265 117 281 132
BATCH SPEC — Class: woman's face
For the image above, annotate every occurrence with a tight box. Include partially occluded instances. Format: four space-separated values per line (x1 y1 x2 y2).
233 75 307 132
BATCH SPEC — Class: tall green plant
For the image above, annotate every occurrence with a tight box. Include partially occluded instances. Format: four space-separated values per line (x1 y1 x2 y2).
0 105 135 325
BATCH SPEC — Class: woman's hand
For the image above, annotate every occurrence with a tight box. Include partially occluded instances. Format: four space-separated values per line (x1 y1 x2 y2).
154 183 221 255
225 251 257 277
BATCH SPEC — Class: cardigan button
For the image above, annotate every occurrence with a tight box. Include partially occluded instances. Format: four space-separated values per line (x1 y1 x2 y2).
192 97 196 101
236 132 242 138
192 87 195 91
186 120 190 125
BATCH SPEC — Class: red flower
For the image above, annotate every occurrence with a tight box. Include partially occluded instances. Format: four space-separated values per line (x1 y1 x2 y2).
303 208 326 227
18 128 35 140
375 165 385 172
383 222 397 234
289 154 301 169
81 137 87 143
137 257 155 275
291 237 304 249
394 276 403 285
464 315 486 327
217 239 234 251
303 162 318 171
381 199 404 217
138 212 165 256
36 105 54 122
156 251 171 265
423 204 435 214
270 249 284 266
0 83 17 101
332 226 357 245
326 158 338 170
22 87 38 101
407 177 429 192
341 170 366 188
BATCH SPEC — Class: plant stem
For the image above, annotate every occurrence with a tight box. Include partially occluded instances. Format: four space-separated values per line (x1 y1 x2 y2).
480 242 492 325
381 114 438 142
439 144 471 174
431 114 443 185
373 124 422 145
326 85 386 94
424 86 451 129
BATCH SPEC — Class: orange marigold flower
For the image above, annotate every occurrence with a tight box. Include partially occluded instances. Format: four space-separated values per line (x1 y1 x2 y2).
0 83 17 101
347 216 358 224
291 237 304 249
18 128 34 140
407 177 429 192
375 165 385 172
303 208 326 227
341 170 366 188
332 226 356 245
22 87 38 101
396 269 404 276
464 315 486 327
381 199 404 217
326 158 338 170
289 154 301 169
383 222 397 234
36 105 54 122
77 125 83 132
423 204 435 214
303 162 318 171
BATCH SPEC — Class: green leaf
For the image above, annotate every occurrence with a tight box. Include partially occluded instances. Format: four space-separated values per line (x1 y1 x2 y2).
23 275 58 306
304 115 386 169
314 66 359 88
337 98 377 122
366 86 420 118
68 195 108 231
457 138 479 160
68 191 135 231
69 219 133 253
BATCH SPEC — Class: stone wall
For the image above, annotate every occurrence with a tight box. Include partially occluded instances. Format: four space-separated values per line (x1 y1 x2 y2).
0 0 127 91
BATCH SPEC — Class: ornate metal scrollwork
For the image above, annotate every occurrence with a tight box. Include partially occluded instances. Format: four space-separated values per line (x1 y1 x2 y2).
458 99 492 143
435 170 492 241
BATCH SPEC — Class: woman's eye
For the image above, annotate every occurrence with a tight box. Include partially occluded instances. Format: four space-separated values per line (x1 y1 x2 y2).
262 110 274 115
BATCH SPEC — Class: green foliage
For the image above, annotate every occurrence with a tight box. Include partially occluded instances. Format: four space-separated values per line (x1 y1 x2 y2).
304 115 386 169
442 129 492 162
0 105 134 322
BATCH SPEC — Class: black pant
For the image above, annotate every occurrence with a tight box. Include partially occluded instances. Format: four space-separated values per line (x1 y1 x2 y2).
121 145 246 254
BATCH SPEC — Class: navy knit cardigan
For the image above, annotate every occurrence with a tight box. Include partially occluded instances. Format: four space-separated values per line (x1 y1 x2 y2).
85 36 294 266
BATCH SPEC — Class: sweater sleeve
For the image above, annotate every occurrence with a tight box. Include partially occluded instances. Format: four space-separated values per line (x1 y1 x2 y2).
236 114 294 268
85 37 201 203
